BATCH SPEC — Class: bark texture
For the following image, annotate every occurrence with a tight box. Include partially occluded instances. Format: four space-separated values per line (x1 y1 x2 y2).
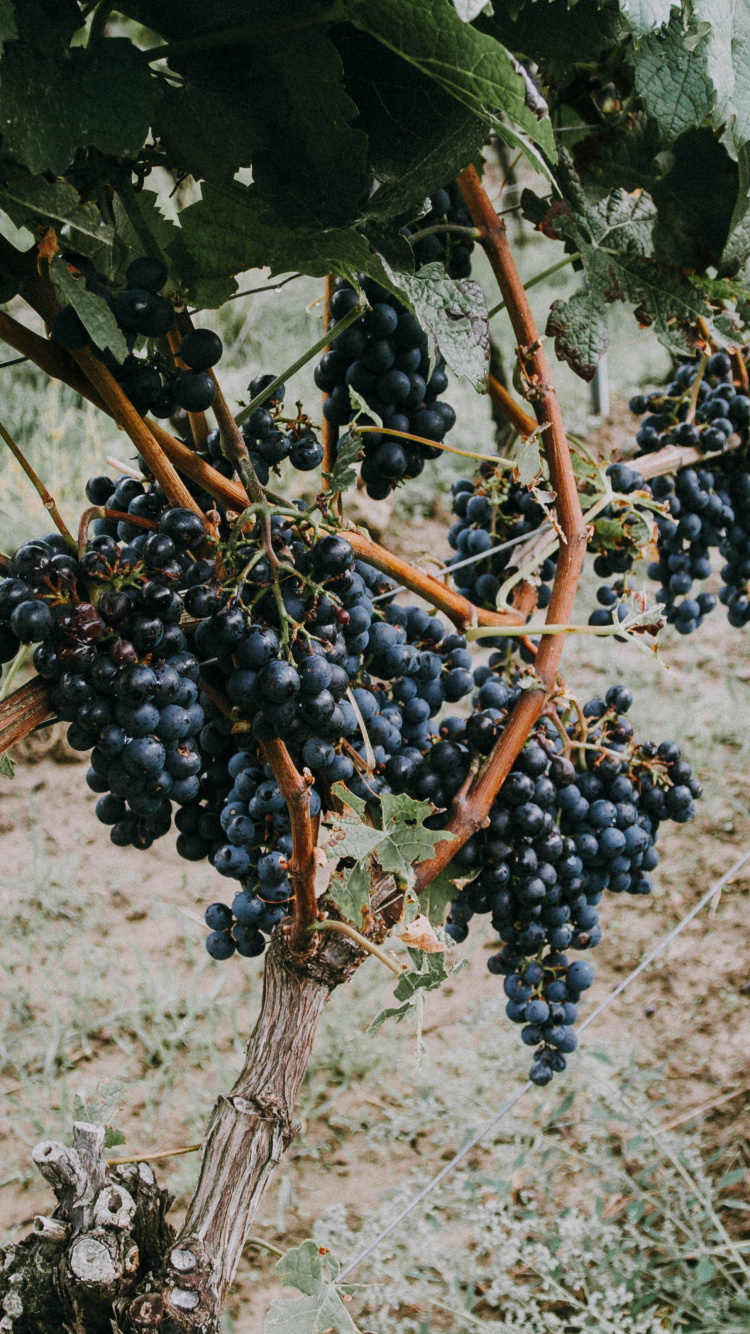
2 879 399 1334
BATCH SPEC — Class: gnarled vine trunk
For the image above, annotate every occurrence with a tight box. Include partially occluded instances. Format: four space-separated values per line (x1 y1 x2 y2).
0 878 399 1334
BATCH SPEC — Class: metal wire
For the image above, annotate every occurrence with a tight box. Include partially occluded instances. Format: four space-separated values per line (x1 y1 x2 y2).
337 843 750 1281
369 525 553 604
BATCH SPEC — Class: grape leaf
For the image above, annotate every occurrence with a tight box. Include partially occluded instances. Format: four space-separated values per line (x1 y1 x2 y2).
617 0 675 39
370 947 466 1037
0 169 112 258
378 792 454 876
49 255 128 363
514 433 543 485
418 865 459 926
171 182 380 307
368 1001 413 1031
364 110 489 223
547 289 610 382
0 752 14 779
633 13 714 145
0 38 156 175
331 781 368 821
328 860 373 926
453 0 491 20
265 1240 357 1334
343 0 556 159
325 789 452 923
539 154 735 360
325 432 364 495
110 189 179 288
378 259 490 388
334 26 490 219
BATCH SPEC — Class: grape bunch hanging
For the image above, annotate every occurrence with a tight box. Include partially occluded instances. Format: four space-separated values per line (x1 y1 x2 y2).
0 236 711 1089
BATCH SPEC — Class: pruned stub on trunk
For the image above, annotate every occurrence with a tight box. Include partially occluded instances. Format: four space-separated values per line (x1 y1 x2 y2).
0 876 400 1334
0 1121 174 1333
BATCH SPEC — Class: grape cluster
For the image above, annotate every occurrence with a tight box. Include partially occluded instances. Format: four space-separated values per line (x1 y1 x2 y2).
238 375 324 481
401 183 475 279
445 472 556 612
593 347 750 633
438 679 701 1083
628 350 749 455
49 253 224 419
0 506 208 851
315 274 456 500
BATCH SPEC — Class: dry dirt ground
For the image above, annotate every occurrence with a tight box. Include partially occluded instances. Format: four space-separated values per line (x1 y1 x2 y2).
1 499 750 1328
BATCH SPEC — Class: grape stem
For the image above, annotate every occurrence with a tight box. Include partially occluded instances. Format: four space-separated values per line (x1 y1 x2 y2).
405 223 483 246
353 423 517 466
235 299 365 428
320 275 340 500
167 323 209 450
414 165 588 893
308 920 403 975
487 251 581 321
0 418 77 550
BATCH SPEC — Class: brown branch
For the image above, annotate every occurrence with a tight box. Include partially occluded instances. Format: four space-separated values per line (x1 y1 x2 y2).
259 739 318 954
0 418 76 548
486 372 537 438
633 433 742 480
320 275 338 493
0 309 109 412
414 166 588 892
71 347 204 517
0 679 52 755
343 528 526 630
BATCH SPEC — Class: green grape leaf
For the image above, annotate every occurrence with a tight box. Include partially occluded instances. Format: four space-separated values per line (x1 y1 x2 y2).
377 792 454 879
633 13 714 145
542 153 736 361
0 38 156 176
49 255 128 363
370 948 467 1037
171 182 380 307
546 289 610 383
368 1001 413 1032
0 168 112 258
103 1126 126 1149
266 1240 357 1334
392 947 451 1002
110 189 180 289
326 821 385 865
378 259 490 388
327 860 373 926
617 0 674 39
418 865 459 926
153 80 257 188
325 790 451 922
325 432 364 495
364 109 489 223
0 752 14 779
336 25 490 219
330 781 369 821
343 0 556 159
